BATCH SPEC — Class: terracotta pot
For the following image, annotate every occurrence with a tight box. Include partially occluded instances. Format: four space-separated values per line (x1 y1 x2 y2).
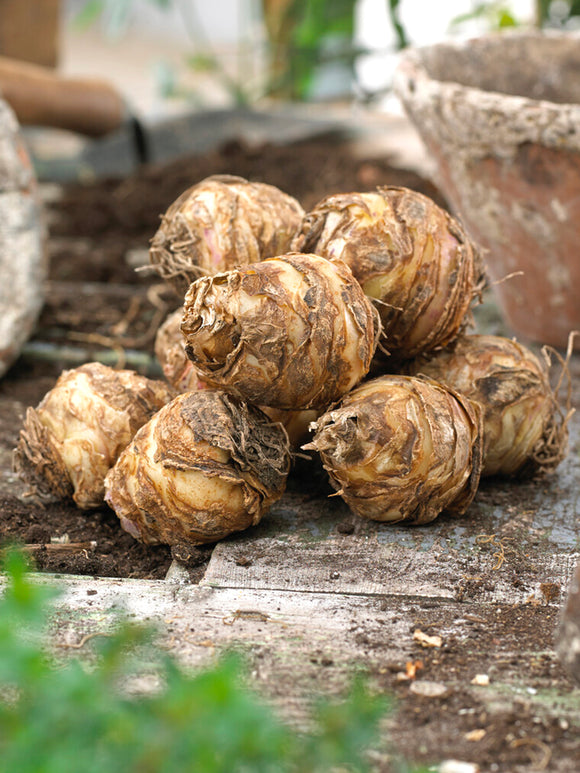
394 31 580 349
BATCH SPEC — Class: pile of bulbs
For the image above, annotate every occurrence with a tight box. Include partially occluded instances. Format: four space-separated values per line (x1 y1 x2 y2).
14 175 570 549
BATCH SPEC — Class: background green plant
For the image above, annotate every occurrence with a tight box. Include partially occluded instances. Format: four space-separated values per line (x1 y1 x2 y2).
74 0 411 103
74 0 580 105
450 0 580 30
0 549 412 773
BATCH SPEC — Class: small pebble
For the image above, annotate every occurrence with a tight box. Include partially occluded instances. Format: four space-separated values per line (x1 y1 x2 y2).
439 761 479 773
409 680 448 698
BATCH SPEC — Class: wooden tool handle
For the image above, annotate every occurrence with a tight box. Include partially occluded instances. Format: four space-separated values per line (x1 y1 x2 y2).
0 56 126 137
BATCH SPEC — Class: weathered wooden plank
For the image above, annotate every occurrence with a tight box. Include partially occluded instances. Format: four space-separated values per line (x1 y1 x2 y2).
22 574 570 674
2 571 578 767
6 574 576 733
201 418 580 605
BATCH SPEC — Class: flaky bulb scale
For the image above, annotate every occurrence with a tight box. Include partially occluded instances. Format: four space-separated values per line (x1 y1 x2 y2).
181 252 381 410
104 390 291 547
149 174 304 294
155 307 208 393
260 406 319 448
292 186 485 358
13 362 175 509
305 375 483 524
408 334 569 477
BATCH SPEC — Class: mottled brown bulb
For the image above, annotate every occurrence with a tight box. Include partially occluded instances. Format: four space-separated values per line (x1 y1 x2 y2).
154 306 319 446
407 334 569 477
293 186 485 359
149 174 304 294
305 374 483 524
13 362 175 509
104 390 290 546
180 252 381 410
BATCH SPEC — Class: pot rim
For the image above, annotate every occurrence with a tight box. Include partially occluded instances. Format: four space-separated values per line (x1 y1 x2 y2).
393 29 580 154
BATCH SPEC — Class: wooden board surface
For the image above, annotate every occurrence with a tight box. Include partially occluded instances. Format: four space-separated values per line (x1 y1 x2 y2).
201 419 580 606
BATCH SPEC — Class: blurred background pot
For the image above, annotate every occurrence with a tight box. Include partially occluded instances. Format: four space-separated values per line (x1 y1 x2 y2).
394 30 580 349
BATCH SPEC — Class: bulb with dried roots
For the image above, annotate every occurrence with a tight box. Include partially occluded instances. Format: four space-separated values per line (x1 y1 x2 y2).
292 186 485 359
407 334 570 477
180 252 381 410
305 375 483 524
13 362 175 509
149 174 304 294
104 390 291 547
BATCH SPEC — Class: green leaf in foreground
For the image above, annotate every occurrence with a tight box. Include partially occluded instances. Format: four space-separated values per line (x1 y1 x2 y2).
0 549 390 773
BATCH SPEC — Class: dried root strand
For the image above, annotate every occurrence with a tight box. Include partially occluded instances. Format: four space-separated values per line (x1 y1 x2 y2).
13 407 73 503
533 331 576 473
13 362 175 509
180 252 381 410
149 174 304 295
305 375 483 524
104 390 291 547
408 334 571 477
292 186 486 359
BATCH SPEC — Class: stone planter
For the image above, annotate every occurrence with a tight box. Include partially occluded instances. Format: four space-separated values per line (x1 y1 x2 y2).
0 98 46 379
394 30 580 349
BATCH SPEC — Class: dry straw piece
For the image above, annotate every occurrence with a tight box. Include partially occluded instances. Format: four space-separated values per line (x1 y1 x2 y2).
13 362 175 509
180 252 381 410
149 174 304 295
408 334 571 477
305 374 483 524
292 186 486 359
104 390 291 547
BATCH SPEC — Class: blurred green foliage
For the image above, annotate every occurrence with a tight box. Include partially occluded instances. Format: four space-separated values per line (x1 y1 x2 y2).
537 0 580 24
73 0 409 102
270 0 359 99
0 549 395 773
75 0 171 39
74 1 580 104
451 0 580 31
449 2 519 30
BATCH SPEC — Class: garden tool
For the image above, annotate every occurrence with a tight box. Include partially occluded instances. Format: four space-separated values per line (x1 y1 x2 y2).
0 55 148 162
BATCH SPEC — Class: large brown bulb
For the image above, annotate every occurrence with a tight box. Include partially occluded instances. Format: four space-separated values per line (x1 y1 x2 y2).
306 375 483 524
104 390 291 547
292 186 485 359
180 253 381 410
407 334 569 477
13 362 175 509
149 174 304 294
